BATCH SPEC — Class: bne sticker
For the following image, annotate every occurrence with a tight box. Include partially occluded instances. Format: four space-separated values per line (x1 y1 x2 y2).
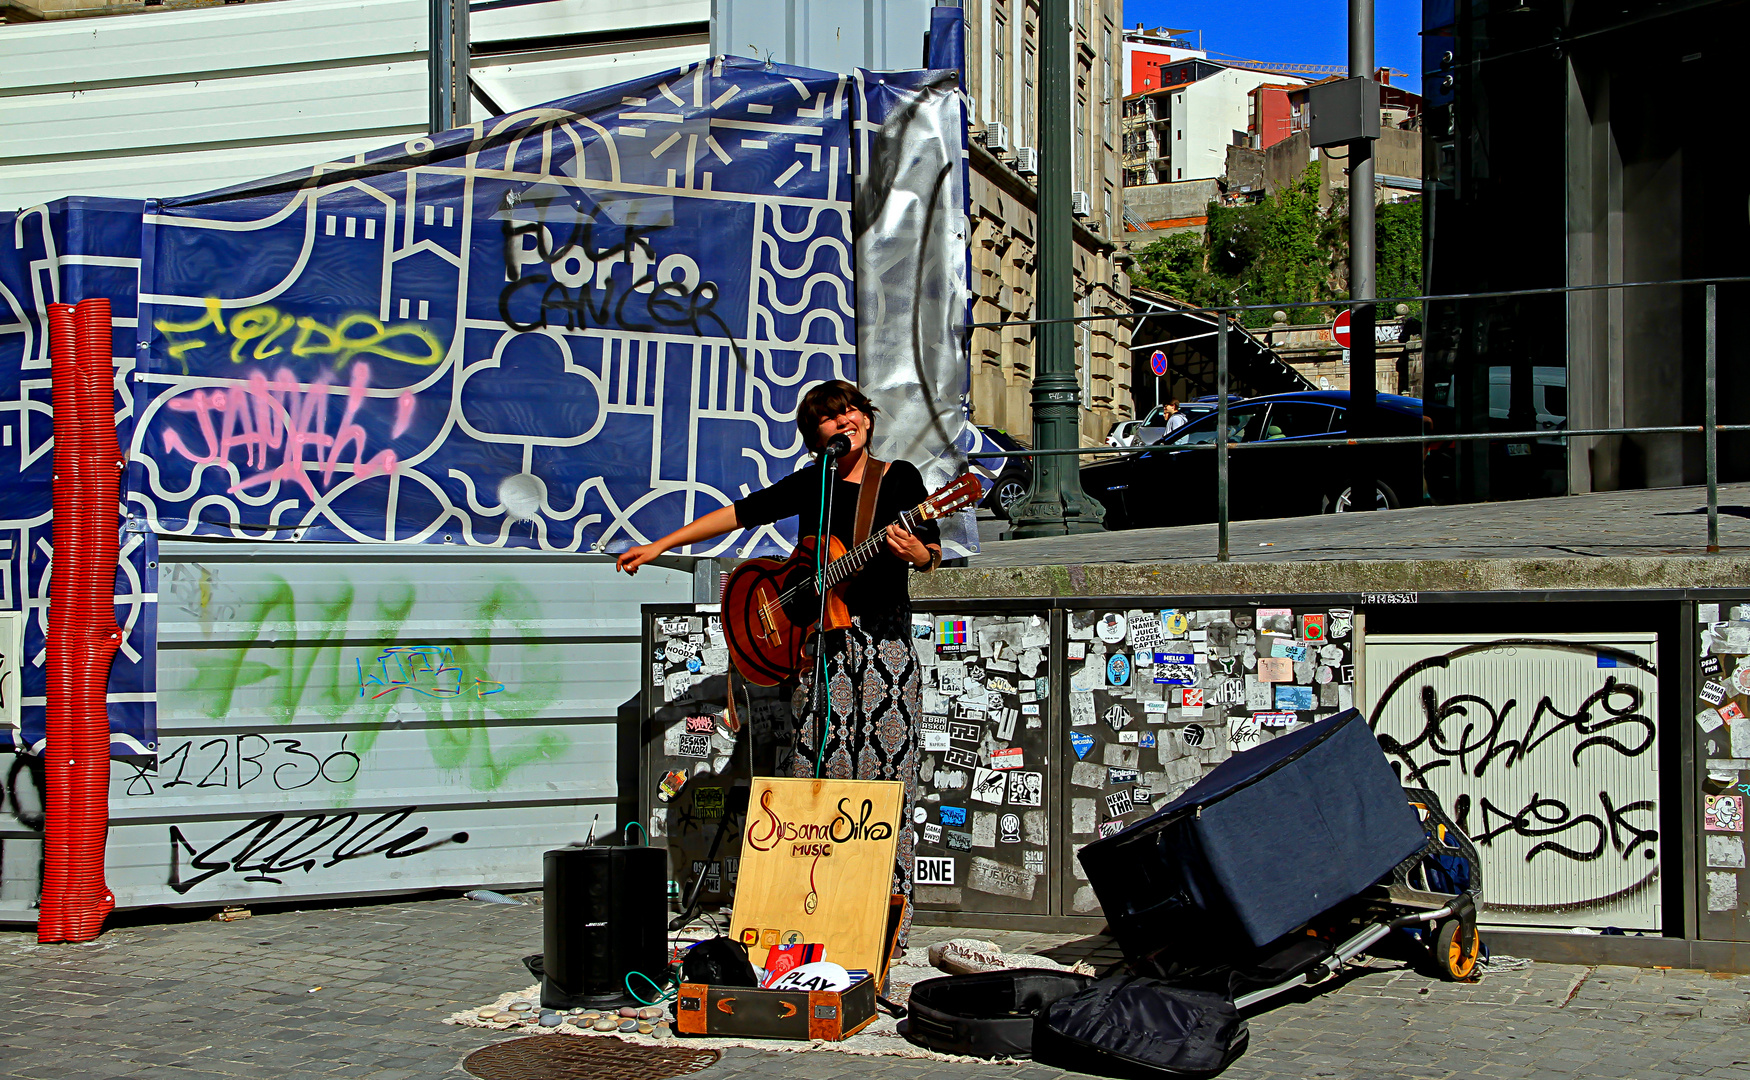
916 856 955 885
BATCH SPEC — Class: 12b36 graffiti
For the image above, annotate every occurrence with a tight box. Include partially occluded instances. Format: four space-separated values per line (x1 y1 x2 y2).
120 734 361 796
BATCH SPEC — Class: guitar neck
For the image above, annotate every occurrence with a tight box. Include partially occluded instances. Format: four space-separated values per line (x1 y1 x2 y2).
819 506 922 588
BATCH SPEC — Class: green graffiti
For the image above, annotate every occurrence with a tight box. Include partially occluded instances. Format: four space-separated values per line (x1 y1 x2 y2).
174 574 567 794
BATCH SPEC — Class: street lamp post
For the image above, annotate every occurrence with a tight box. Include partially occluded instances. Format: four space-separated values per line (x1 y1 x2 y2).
1345 0 1378 511
1004 0 1106 538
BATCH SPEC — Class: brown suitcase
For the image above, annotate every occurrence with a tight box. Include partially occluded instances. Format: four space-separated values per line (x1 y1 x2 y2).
674 894 904 1041
675 974 881 1040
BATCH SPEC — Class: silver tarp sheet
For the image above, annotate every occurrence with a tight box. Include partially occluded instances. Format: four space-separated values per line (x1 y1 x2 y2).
853 69 983 556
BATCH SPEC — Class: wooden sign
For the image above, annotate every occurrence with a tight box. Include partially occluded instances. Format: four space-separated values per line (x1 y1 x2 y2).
729 777 904 978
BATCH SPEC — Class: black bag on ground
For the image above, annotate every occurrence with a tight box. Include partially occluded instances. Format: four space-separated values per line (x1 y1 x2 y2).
680 936 757 987
1032 975 1249 1079
900 970 1094 1058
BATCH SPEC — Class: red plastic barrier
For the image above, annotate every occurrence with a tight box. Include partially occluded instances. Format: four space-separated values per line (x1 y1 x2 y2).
39 298 121 944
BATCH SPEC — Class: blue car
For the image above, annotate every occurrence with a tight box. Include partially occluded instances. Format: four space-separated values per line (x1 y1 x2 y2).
1080 390 1431 529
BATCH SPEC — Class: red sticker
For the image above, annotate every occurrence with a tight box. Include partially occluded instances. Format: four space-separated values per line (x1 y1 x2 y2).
1301 614 1326 641
1182 688 1205 709
990 747 1025 770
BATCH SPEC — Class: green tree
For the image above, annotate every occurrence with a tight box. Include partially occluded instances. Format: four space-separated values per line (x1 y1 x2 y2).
1224 163 1342 326
1127 231 1232 311
1375 200 1423 318
1131 163 1346 328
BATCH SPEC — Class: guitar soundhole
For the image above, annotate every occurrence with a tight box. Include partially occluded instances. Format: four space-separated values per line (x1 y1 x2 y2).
778 560 822 628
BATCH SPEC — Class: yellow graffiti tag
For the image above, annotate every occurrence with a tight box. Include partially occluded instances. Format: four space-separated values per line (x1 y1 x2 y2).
155 297 445 373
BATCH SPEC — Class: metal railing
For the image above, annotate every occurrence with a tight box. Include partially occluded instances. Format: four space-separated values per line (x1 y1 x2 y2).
965 276 1747 561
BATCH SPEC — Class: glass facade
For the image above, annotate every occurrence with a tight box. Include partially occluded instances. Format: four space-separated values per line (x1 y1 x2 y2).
1423 0 1750 500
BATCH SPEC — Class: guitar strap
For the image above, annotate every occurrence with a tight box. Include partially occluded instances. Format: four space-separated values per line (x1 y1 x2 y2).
852 457 888 549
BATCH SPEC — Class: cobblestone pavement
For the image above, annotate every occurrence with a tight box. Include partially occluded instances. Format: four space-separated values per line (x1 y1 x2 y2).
971 482 1750 565
3 895 1748 1080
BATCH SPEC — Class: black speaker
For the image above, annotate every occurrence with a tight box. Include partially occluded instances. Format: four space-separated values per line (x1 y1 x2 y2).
541 845 668 1009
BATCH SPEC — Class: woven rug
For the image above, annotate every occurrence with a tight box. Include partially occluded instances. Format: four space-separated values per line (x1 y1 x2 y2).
443 983 1003 1062
445 942 1094 1062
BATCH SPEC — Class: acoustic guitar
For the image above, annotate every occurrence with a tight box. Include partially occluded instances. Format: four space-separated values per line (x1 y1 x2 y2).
721 472 982 685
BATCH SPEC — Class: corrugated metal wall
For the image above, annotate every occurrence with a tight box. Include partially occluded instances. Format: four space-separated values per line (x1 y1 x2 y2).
1367 633 1662 932
0 0 709 210
470 33 708 115
709 0 931 74
0 0 428 210
470 0 707 114
14 541 689 918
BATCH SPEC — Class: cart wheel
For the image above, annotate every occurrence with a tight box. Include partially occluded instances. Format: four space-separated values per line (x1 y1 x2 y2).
1433 918 1481 981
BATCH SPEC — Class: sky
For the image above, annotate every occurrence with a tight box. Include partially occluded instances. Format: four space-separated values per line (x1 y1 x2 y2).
1121 0 1424 92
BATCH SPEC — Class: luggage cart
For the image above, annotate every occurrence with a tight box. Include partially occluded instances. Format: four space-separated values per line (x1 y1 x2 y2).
1224 786 1485 1010
1080 711 1488 1013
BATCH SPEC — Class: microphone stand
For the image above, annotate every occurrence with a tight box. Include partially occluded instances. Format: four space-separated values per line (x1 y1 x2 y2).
809 441 846 778
668 784 751 931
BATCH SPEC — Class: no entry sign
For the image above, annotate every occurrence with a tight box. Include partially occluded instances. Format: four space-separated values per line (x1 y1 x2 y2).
1332 308 1352 349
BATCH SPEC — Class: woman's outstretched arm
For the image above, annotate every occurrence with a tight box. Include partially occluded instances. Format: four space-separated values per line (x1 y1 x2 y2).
612 504 742 574
615 505 742 575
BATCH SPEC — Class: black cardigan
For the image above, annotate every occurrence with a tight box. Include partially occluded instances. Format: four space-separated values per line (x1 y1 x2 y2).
734 458 940 630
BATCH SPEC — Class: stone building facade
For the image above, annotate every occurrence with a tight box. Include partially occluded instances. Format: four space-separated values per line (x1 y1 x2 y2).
960 0 1132 445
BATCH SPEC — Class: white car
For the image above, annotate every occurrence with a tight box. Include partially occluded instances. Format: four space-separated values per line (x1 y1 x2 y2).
1106 403 1216 447
1105 419 1146 447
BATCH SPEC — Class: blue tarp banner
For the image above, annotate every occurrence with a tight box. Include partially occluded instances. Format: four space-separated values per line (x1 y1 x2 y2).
0 56 977 757
135 56 862 555
0 198 158 757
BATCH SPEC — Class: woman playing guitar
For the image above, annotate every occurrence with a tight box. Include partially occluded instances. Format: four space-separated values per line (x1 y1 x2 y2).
616 380 941 949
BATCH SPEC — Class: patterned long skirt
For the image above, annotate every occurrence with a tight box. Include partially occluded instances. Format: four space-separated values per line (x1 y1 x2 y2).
790 618 922 948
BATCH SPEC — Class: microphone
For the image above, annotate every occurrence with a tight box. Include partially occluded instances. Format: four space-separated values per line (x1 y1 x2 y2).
821 434 852 459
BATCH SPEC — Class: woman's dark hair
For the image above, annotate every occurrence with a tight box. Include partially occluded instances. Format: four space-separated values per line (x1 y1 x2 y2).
796 380 879 451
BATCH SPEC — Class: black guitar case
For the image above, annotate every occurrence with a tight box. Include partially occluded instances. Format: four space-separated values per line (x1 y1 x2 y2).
899 970 1093 1058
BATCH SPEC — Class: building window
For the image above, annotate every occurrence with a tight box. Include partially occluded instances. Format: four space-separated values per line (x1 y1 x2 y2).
1102 60 1113 141
1103 28 1114 96
1075 90 1087 189
993 19 1006 127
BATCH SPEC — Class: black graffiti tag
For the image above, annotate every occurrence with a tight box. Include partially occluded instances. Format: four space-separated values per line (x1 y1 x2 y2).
1470 790 1658 865
1378 676 1654 787
1368 639 1660 873
125 735 362 796
166 807 468 893
3 754 43 832
496 220 743 368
